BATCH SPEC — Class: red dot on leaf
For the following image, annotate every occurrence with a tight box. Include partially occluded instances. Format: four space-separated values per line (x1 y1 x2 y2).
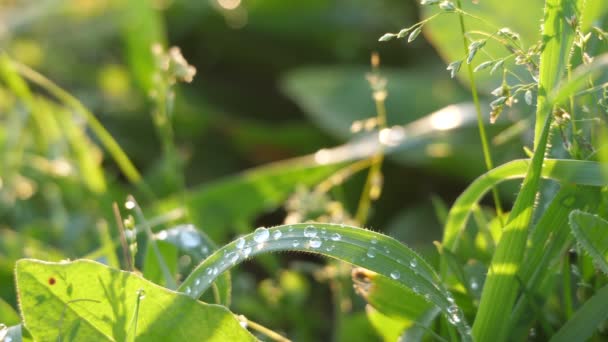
48 277 56 285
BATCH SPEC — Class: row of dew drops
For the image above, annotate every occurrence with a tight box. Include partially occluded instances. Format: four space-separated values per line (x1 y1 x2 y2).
179 224 467 332
144 215 469 334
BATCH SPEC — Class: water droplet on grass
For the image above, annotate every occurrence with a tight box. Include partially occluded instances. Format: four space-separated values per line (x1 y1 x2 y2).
409 259 418 268
272 230 282 240
186 286 191 294
195 279 201 286
125 199 135 210
304 225 317 238
331 233 341 241
242 247 252 257
292 241 300 247
447 305 463 325
390 270 400 279
253 227 269 243
180 230 201 248
309 237 322 248
371 238 378 244
236 237 246 249
367 247 377 258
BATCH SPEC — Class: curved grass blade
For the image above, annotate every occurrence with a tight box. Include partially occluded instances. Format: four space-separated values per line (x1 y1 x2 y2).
443 158 608 251
550 283 608 342
154 224 231 306
569 210 608 274
178 223 473 341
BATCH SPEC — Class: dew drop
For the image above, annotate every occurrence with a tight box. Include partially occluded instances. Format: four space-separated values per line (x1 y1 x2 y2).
292 240 300 247
409 259 418 268
230 252 240 264
326 244 335 252
195 279 201 286
179 230 201 249
253 227 270 243
242 247 252 257
390 270 400 280
309 237 322 249
186 286 191 294
447 305 463 325
367 247 377 258
272 230 282 240
236 237 246 249
470 277 479 291
125 199 135 210
155 230 168 240
212 267 218 275
331 233 342 241
206 268 214 276
304 225 318 238
370 238 378 244
447 293 455 303
412 286 420 294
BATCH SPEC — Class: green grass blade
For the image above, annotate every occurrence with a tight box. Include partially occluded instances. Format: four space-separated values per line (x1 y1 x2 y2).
509 186 600 339
550 283 608 342
550 53 608 105
533 0 577 148
10 60 147 192
178 223 473 341
154 224 232 306
569 210 608 274
472 111 552 341
443 158 608 250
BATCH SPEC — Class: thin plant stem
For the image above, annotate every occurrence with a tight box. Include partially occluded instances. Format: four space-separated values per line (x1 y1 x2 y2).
236 315 291 342
455 0 505 224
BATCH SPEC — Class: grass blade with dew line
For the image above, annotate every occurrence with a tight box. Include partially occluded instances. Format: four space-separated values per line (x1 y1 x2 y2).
550 53 608 105
569 210 608 274
550 283 608 342
443 158 608 251
177 223 474 341
153 224 232 306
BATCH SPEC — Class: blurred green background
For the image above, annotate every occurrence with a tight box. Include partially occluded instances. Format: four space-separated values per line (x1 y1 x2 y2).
0 0 544 339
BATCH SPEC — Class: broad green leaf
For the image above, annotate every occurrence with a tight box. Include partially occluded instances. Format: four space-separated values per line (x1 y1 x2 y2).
569 210 608 274
422 0 544 91
15 259 254 341
366 305 409 342
353 267 437 341
352 268 432 321
551 283 608 342
179 223 473 341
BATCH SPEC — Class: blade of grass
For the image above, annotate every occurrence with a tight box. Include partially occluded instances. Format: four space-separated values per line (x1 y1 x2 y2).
8 58 151 197
509 185 600 339
443 158 608 251
550 283 608 342
178 223 473 341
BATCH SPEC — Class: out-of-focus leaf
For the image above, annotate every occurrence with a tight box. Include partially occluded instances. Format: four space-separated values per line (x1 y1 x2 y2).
157 160 343 241
281 66 468 139
551 283 608 342
422 0 544 91
121 0 166 92
15 259 254 341
0 296 20 326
